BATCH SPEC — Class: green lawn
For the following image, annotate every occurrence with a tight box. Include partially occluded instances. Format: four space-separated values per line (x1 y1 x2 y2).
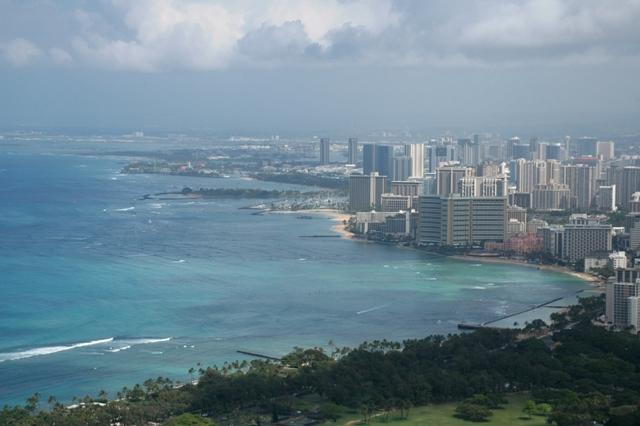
325 395 550 426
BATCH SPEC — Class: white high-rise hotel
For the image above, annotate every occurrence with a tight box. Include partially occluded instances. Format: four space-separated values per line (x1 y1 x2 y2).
405 144 425 179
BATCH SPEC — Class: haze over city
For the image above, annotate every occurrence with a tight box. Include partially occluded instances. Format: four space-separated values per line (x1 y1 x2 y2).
1 0 640 134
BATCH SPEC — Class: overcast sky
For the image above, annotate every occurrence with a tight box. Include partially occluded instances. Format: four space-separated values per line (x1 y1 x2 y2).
1 0 639 136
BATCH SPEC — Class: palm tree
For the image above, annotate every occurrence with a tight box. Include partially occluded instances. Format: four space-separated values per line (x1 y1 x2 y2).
25 392 40 413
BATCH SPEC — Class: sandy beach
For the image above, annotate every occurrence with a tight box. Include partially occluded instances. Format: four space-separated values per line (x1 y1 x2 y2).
267 209 354 239
449 254 604 286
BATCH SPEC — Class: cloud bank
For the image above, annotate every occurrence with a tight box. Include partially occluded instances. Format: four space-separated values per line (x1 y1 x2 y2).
1 0 640 71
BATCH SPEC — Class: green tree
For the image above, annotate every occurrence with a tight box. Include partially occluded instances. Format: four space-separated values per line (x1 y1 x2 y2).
522 400 536 419
455 402 493 422
163 413 214 426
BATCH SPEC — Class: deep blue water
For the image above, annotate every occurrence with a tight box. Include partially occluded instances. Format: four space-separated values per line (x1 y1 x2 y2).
0 137 585 405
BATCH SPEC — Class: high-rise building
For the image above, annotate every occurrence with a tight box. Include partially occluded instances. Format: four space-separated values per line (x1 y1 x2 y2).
561 164 596 210
347 137 358 165
363 144 376 174
393 156 412 181
546 159 562 184
391 181 422 197
506 137 520 160
596 185 616 212
529 136 539 155
348 173 388 212
404 143 425 178
507 205 528 223
426 144 457 172
597 141 615 161
534 142 548 161
564 136 572 159
320 138 331 164
458 176 508 197
512 143 530 160
514 159 547 193
630 192 640 213
319 138 330 165
617 166 640 209
531 183 571 211
562 222 612 262
380 193 412 211
547 144 563 160
457 138 479 166
417 195 506 246
362 144 394 178
436 165 475 196
576 137 598 157
606 281 640 327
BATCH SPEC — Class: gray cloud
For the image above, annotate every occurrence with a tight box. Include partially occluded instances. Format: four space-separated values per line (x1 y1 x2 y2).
0 0 639 71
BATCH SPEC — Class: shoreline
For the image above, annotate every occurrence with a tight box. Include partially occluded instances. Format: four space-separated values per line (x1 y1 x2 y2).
448 254 603 287
266 208 354 240
268 208 603 288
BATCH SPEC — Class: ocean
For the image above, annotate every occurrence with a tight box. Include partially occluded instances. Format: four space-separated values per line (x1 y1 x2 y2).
0 136 585 405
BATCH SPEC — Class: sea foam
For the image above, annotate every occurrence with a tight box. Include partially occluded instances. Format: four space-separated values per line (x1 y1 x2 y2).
0 338 114 363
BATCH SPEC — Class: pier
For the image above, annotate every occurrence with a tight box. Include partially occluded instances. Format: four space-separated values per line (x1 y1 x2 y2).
457 290 587 330
237 350 282 361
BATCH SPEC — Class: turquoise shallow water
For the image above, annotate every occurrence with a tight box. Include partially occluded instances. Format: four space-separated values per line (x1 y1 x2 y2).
0 137 585 405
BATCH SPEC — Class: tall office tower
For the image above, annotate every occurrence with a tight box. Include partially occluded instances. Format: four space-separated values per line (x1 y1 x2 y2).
596 185 617 212
362 144 393 177
347 137 358 165
417 195 507 246
319 138 330 165
393 156 412 181
363 144 376 174
529 136 539 155
348 172 388 212
564 136 572 159
597 141 615 161
532 183 571 211
606 281 640 327
577 136 598 157
404 143 425 178
426 144 457 172
512 143 530 160
617 166 640 209
506 137 520 160
457 138 479 166
561 164 596 211
375 145 394 178
535 142 548 161
436 165 475 195
547 144 563 160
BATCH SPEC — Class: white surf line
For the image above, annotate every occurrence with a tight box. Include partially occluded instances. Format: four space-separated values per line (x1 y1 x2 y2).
356 304 390 315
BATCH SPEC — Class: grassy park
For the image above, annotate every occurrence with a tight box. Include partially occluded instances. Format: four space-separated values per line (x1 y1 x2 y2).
326 395 549 426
